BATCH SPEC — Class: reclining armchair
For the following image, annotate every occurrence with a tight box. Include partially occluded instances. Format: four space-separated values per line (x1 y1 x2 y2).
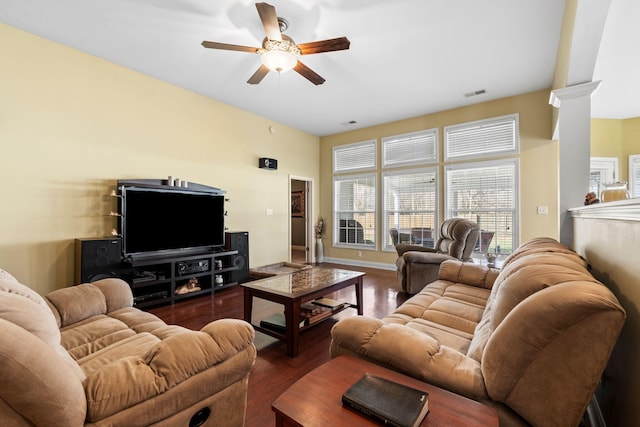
395 218 479 294
0 270 256 427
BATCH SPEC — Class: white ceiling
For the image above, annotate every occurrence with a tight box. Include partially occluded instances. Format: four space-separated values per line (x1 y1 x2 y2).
1 0 637 136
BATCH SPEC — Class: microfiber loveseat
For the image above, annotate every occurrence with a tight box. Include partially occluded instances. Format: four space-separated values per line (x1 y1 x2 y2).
330 237 625 427
0 270 256 427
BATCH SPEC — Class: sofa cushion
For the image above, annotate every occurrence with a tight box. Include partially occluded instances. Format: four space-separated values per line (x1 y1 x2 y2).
47 283 108 327
0 277 86 381
489 252 600 329
0 319 87 426
0 278 60 348
384 279 491 354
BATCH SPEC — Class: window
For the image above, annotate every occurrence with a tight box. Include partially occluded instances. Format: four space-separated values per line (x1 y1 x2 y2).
444 114 519 161
333 174 376 248
590 157 619 196
333 140 376 173
445 159 518 255
382 129 437 168
383 169 437 250
629 155 640 198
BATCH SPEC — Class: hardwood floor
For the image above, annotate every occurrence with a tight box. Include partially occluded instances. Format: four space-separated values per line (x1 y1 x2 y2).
147 262 407 427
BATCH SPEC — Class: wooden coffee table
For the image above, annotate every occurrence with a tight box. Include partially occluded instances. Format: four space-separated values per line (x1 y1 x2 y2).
241 267 364 357
272 355 500 427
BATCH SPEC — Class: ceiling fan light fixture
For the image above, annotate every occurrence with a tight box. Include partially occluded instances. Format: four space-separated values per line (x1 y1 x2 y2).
261 49 298 73
260 37 300 73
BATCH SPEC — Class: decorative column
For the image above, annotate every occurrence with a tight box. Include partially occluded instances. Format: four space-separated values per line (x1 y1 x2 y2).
549 80 601 247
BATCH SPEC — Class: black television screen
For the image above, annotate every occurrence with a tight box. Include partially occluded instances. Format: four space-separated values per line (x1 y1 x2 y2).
120 186 225 259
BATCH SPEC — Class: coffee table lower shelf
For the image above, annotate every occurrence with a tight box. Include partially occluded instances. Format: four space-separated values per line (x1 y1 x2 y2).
253 303 355 340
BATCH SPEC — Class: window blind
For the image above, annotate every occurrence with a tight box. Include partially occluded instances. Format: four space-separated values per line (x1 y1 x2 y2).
445 160 518 254
333 140 376 173
334 174 376 247
382 129 437 167
383 169 437 248
631 155 640 197
445 114 519 160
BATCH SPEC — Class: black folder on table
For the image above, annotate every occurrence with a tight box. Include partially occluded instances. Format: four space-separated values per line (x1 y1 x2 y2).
342 373 429 427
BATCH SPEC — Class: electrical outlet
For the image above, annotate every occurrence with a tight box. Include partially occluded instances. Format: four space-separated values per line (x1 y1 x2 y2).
357 251 362 258
537 206 548 215
266 208 273 215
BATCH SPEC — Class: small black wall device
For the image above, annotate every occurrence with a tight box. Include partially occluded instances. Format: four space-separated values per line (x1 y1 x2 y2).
225 231 250 283
75 237 122 283
176 259 210 276
259 158 278 170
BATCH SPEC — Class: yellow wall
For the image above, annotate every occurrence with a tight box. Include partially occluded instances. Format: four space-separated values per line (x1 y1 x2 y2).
0 24 320 295
622 117 640 161
592 117 640 182
319 90 558 266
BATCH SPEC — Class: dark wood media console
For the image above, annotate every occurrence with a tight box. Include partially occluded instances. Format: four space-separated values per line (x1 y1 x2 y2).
76 178 248 308
122 249 239 308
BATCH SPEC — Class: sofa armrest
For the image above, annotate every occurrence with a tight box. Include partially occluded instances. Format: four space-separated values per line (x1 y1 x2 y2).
438 260 499 290
403 251 456 265
84 318 256 422
395 244 437 257
330 316 487 400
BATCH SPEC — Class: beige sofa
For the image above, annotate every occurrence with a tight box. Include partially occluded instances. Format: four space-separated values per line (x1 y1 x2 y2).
0 271 256 427
330 237 625 427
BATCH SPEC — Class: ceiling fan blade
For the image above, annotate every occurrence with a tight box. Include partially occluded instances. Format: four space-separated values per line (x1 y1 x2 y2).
298 37 351 55
247 64 270 84
201 41 259 53
256 2 282 41
294 61 326 85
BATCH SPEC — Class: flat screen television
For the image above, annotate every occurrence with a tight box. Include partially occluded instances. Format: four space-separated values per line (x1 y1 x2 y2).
119 185 225 260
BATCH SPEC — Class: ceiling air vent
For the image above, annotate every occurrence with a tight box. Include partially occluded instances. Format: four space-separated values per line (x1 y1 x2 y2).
464 89 487 98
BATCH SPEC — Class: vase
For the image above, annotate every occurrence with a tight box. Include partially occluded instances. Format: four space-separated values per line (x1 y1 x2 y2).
316 239 324 264
600 182 631 202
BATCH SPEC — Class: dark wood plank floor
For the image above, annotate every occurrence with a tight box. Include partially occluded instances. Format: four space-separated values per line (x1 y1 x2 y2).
147 262 408 427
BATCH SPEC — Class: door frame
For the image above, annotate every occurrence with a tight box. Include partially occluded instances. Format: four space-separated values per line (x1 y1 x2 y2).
289 175 314 263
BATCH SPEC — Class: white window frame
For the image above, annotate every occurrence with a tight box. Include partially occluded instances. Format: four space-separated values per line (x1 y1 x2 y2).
382 129 438 168
333 173 376 249
590 156 619 195
382 167 438 252
333 140 377 174
630 154 640 198
444 114 519 161
444 158 519 255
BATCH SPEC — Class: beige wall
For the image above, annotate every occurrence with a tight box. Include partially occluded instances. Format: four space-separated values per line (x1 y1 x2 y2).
0 24 320 295
622 117 640 164
319 90 558 266
592 117 640 183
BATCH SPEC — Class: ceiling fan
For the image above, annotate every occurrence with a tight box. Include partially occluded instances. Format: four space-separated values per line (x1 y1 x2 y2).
201 2 350 85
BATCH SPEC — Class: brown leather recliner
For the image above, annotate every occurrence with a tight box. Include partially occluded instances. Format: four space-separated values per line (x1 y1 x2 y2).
395 218 479 294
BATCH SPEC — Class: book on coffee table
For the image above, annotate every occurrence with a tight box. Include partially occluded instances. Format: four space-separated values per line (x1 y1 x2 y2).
342 373 429 427
312 297 347 311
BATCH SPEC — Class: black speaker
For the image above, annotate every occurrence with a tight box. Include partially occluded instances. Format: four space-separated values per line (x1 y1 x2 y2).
75 237 122 283
225 231 249 284
259 158 278 170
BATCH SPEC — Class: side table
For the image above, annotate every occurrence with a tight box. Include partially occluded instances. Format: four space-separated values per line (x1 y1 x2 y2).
272 354 499 427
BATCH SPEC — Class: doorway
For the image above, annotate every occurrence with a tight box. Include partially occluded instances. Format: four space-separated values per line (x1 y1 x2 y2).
290 177 313 264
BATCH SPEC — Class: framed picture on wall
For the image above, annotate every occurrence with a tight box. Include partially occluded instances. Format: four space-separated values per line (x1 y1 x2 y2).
291 191 305 217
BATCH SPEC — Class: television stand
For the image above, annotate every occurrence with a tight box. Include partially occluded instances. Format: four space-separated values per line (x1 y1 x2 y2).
121 250 239 308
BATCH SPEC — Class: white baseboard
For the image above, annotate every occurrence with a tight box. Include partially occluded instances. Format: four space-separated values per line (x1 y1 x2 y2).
323 257 396 271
